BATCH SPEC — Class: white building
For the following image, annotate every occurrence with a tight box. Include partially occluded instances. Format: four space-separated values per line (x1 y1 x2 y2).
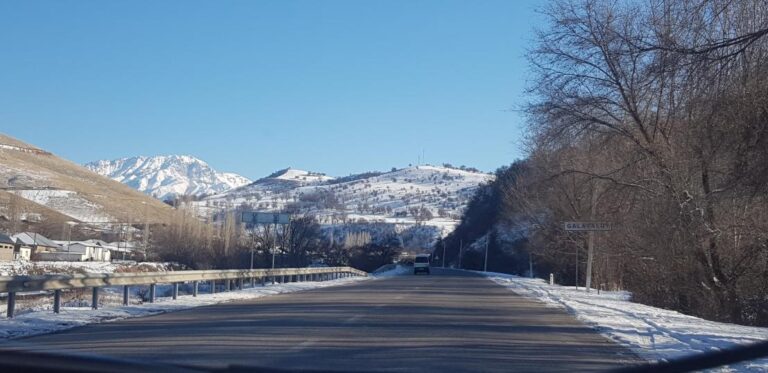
44 240 112 262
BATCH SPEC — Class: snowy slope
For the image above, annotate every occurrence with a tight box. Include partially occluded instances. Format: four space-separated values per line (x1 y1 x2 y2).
203 165 489 218
85 155 251 200
486 272 768 371
8 190 112 223
0 134 173 226
196 165 492 246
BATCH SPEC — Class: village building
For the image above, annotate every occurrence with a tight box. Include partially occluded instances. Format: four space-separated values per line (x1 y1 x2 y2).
11 232 61 259
0 233 15 261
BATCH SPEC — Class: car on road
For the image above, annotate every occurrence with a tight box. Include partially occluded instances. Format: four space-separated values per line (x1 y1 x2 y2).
414 254 430 275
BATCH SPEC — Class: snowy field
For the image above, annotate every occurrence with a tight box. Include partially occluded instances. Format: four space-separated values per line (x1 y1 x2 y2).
485 272 768 372
0 268 409 340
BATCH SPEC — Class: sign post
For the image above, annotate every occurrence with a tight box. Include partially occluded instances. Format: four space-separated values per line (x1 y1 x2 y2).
242 212 291 282
564 221 612 292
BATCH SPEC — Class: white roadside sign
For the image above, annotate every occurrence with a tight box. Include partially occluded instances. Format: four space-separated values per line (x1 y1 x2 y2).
564 221 613 231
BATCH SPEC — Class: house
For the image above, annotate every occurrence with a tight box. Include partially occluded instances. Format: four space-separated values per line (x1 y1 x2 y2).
0 233 15 261
52 241 111 262
11 232 61 258
106 241 138 260
13 239 31 260
36 250 89 262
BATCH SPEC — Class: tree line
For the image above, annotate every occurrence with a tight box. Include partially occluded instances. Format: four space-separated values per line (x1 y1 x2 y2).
151 205 398 273
439 0 768 327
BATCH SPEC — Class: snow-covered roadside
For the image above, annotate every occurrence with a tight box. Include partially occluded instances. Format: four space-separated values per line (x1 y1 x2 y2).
484 272 768 372
0 275 370 340
372 264 411 277
0 261 173 276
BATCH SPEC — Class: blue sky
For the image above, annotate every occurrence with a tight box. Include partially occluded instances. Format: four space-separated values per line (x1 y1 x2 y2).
0 0 543 179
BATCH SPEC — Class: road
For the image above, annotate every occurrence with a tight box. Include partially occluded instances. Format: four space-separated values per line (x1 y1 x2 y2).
6 269 639 372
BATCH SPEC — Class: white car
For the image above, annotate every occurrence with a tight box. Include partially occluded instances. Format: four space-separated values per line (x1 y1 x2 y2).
414 254 430 275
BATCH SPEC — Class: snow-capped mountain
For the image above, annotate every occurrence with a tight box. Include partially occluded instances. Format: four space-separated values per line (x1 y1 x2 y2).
85 155 251 200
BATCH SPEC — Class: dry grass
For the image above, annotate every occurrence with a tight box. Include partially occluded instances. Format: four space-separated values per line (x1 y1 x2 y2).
0 133 174 225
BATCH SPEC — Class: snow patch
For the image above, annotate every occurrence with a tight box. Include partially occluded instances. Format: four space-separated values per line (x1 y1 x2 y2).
484 272 768 372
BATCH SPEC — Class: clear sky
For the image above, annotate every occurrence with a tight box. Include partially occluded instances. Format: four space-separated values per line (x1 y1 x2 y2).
0 0 544 179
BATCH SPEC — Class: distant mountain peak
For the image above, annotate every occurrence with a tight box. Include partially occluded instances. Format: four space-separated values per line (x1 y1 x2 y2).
85 155 251 200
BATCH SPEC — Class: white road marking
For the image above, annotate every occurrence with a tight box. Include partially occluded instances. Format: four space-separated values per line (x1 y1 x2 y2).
290 338 318 352
344 315 363 324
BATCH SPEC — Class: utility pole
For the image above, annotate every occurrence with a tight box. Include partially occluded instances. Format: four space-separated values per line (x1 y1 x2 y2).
585 187 596 292
249 226 257 271
529 252 533 278
66 222 72 253
271 223 277 270
441 240 446 268
575 245 579 290
483 235 489 272
142 202 149 261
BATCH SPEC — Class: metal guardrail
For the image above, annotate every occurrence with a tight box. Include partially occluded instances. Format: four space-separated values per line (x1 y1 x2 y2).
0 266 367 318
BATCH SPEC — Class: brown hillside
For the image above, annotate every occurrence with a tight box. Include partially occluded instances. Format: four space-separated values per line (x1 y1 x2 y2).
0 133 174 227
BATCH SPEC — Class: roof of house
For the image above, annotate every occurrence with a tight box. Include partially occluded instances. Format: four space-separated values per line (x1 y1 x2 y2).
0 233 14 245
11 232 61 248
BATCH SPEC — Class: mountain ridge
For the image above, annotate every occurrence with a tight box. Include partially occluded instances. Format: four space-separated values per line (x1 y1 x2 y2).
85 155 251 200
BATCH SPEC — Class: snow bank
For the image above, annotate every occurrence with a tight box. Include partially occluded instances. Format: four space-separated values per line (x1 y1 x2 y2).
0 276 369 340
372 264 410 277
485 272 768 372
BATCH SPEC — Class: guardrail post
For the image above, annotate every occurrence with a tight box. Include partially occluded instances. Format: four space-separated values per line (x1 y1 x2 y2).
211 280 216 294
92 287 99 310
261 276 266 286
238 278 244 290
226 280 232 291
172 283 179 300
193 281 199 297
6 292 15 318
149 284 156 303
54 289 62 313
122 286 129 306
250 277 255 288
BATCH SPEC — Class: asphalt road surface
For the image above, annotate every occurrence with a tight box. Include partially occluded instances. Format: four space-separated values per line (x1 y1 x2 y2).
6 269 640 372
